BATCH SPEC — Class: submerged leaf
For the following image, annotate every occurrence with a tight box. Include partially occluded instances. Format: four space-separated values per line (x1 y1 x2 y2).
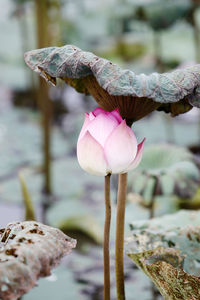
0 221 76 300
24 45 200 123
126 210 200 299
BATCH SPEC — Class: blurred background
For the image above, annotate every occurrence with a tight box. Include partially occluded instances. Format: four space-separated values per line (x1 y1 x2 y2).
1 0 200 299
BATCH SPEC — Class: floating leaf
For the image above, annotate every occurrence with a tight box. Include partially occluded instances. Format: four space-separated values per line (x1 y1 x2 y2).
126 210 200 300
47 200 103 244
58 216 103 245
137 144 192 173
0 221 76 300
24 45 200 124
129 144 200 205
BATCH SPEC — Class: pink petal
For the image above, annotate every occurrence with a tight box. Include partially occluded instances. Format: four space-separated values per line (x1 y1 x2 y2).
93 107 123 124
104 120 138 174
106 110 122 124
92 107 106 116
78 113 90 142
77 131 108 176
125 138 145 171
87 113 119 147
110 108 123 123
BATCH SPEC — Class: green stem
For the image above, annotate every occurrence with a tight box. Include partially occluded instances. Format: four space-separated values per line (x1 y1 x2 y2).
191 5 200 63
115 173 127 300
153 31 164 72
41 79 52 195
47 0 62 46
104 174 111 300
191 5 200 156
149 176 159 219
149 175 159 300
164 114 175 144
35 0 52 195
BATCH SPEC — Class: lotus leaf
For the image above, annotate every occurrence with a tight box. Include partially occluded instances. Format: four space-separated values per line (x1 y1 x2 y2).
47 200 103 244
129 144 200 204
0 221 76 300
24 45 200 124
126 210 200 299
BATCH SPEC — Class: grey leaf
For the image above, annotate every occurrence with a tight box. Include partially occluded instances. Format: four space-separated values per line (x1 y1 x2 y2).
0 221 76 300
126 210 200 299
24 45 200 121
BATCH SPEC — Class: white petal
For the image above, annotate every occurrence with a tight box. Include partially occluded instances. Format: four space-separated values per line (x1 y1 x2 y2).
125 138 145 172
77 131 108 176
78 113 90 142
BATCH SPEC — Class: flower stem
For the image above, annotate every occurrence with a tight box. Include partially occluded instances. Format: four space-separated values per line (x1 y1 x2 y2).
104 174 111 300
115 173 127 300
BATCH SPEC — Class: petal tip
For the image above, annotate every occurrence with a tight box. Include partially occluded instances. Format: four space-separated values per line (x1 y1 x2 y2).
141 137 146 144
111 107 123 122
92 107 106 117
140 138 146 147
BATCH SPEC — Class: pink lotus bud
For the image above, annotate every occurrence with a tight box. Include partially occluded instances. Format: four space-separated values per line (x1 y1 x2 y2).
77 108 145 176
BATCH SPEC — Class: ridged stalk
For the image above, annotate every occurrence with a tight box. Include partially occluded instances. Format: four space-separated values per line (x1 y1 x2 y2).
104 174 111 300
115 173 127 300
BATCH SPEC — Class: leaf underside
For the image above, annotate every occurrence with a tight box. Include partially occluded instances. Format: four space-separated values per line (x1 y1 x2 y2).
24 45 200 121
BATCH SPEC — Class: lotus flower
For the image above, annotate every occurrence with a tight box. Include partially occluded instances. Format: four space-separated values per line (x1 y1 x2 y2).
77 108 145 176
